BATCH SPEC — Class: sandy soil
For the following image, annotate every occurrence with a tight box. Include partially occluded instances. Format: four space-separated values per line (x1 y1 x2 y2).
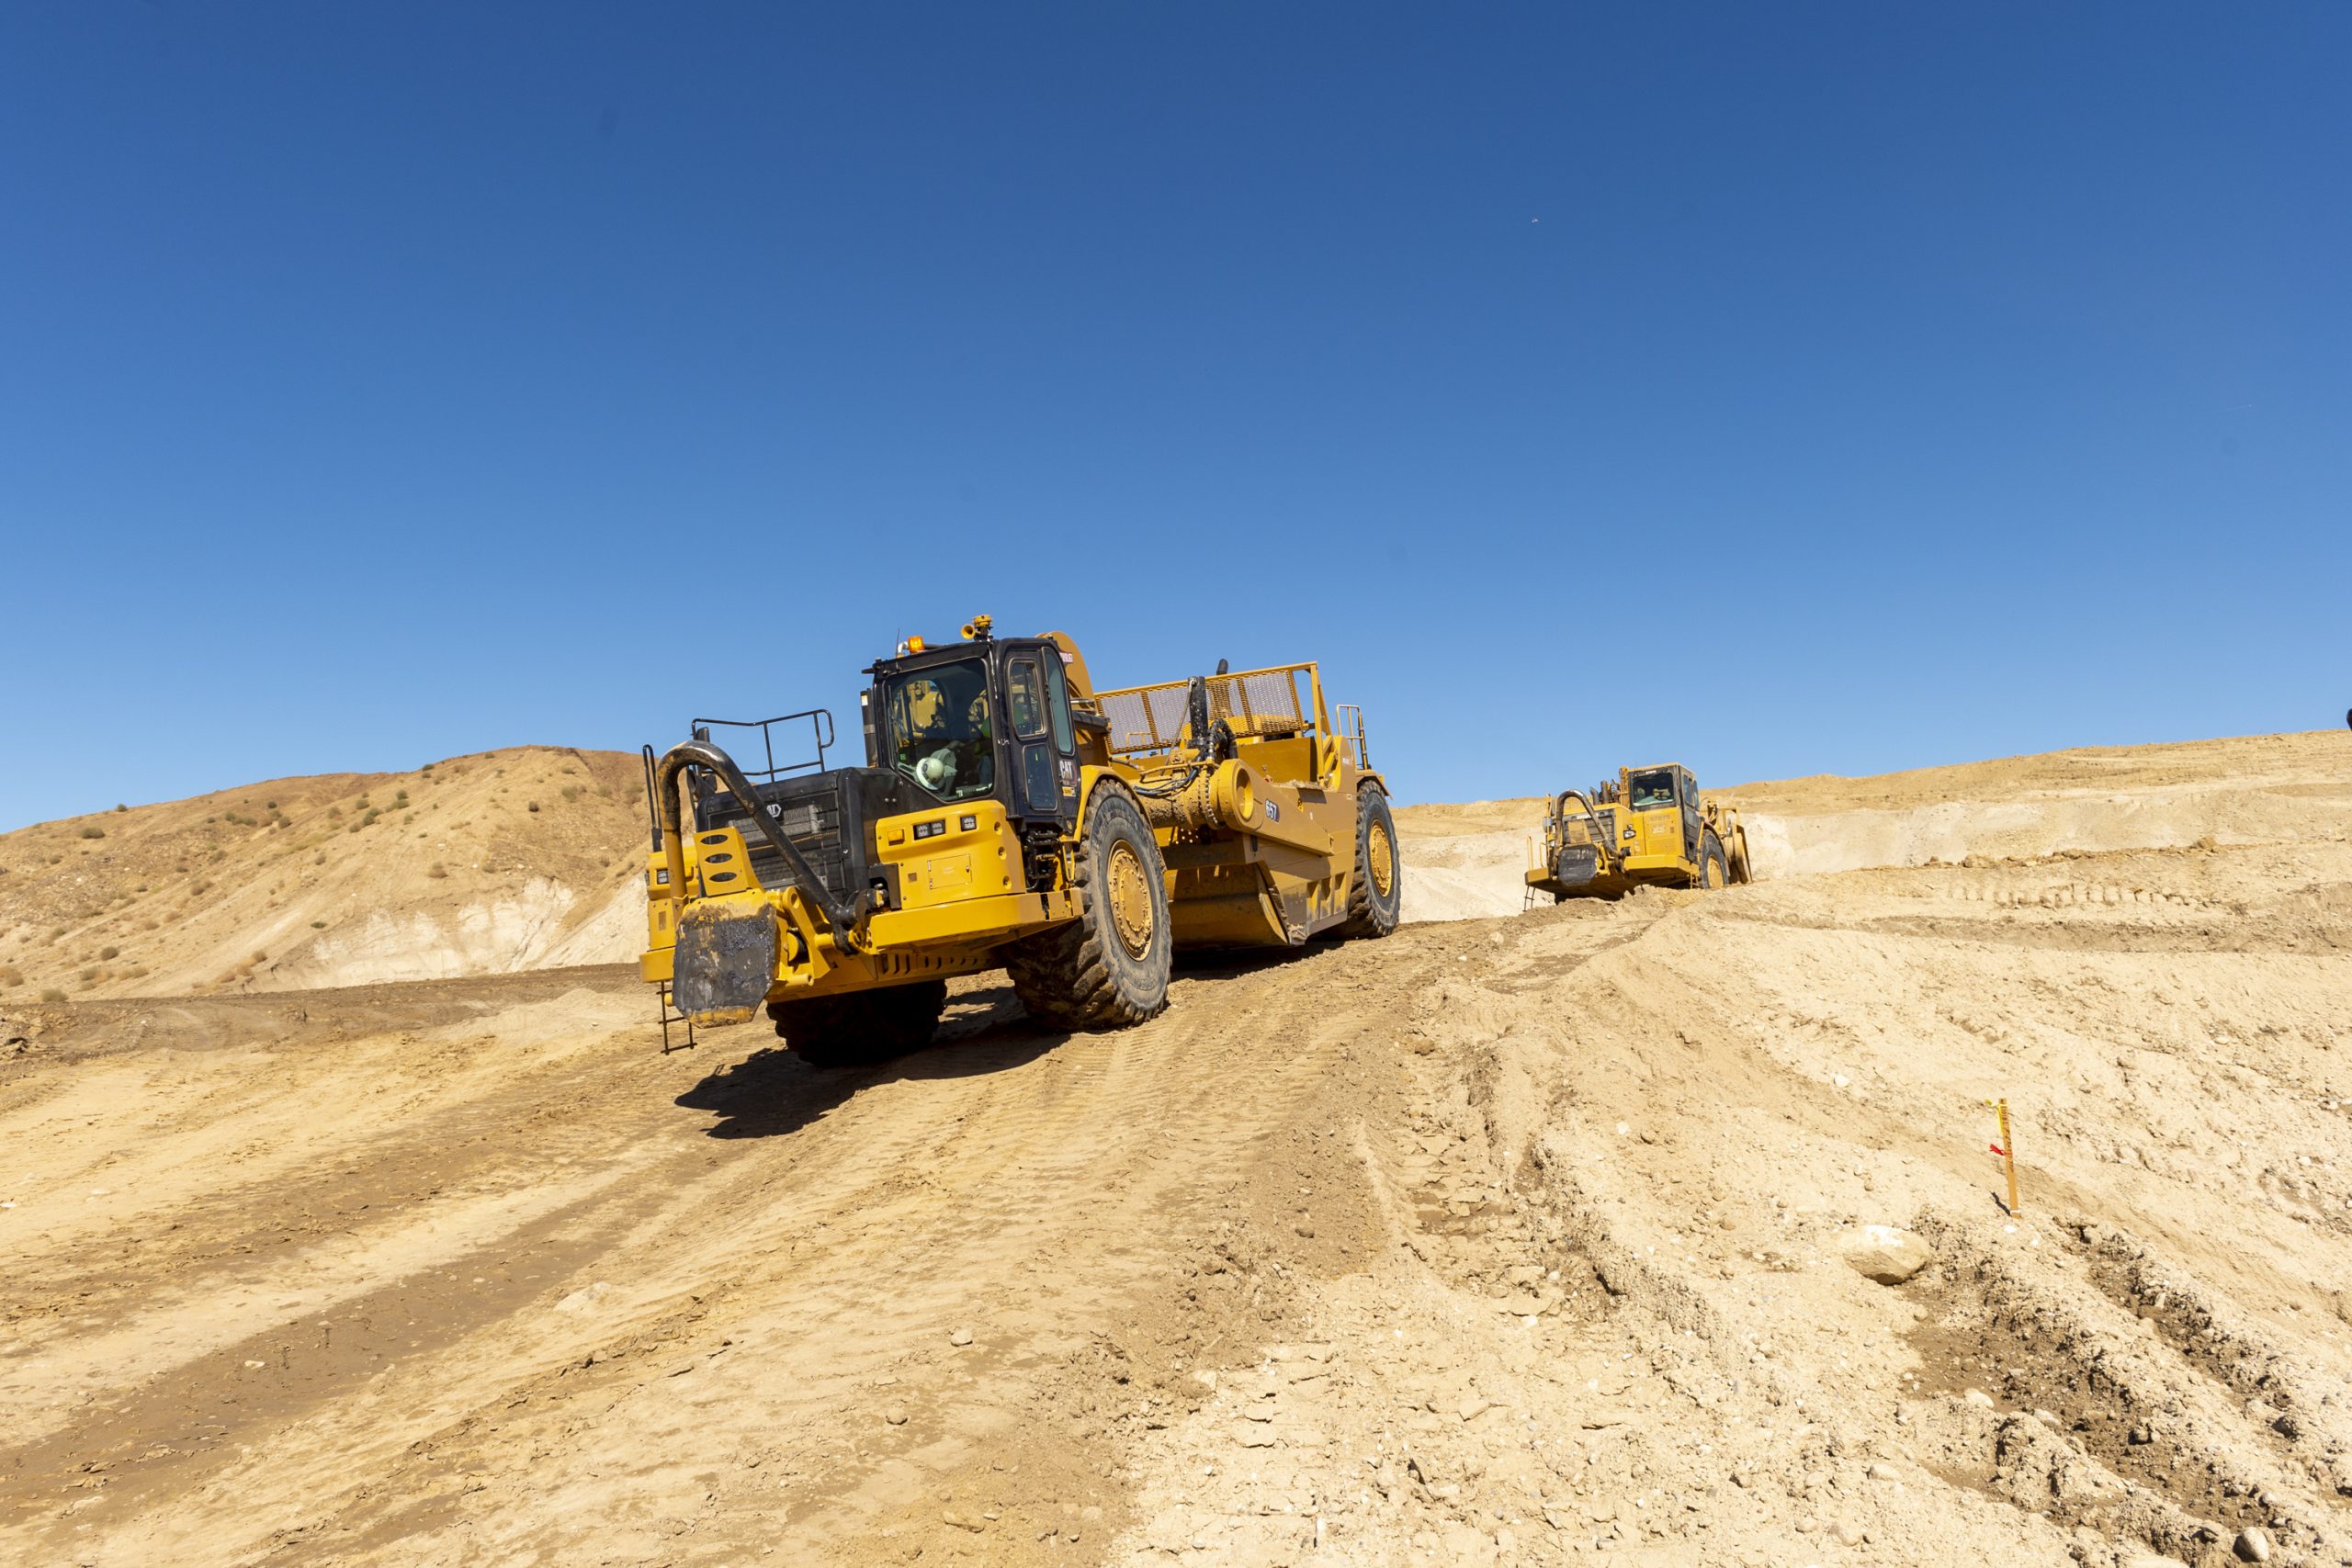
4 730 2349 1567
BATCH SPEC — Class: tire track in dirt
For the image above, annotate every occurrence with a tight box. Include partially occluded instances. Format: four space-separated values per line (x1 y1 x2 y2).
3 929 1470 1567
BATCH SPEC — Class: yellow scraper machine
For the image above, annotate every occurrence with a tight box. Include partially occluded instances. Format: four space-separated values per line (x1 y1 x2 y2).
1525 762 1755 904
639 615 1400 1066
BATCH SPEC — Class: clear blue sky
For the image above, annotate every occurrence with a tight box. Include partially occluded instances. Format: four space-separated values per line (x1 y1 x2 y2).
4 4 2346 829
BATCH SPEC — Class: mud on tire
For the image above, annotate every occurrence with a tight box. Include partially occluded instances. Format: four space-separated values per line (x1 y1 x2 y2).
770 979 947 1068
1340 783 1401 939
1004 784 1170 1030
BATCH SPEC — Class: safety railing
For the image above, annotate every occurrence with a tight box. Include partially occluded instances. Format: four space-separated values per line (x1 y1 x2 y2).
1097 663 1319 757
689 708 835 784
1335 703 1369 769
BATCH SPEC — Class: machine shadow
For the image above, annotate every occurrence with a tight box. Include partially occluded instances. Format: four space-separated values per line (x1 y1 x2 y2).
673 983 1068 1141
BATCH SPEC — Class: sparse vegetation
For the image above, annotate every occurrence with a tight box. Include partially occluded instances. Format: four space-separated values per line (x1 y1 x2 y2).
113 803 128 813
527 801 541 813
0 965 21 988
99 945 119 960
310 920 326 929
40 987 65 1003
79 826 105 840
561 785 581 803
426 863 449 879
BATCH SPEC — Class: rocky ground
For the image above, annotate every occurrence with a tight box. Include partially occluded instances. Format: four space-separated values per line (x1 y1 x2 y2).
3 729 2348 1566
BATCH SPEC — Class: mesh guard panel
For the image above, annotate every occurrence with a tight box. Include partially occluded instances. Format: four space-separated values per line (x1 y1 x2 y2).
1096 667 1311 756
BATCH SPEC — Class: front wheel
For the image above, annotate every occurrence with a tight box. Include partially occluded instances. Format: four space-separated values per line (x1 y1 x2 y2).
1005 785 1171 1030
1340 784 1402 938
1697 831 1728 892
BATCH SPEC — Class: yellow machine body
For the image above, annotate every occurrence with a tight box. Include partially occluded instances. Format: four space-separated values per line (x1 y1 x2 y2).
640 625 1396 1032
1092 663 1385 951
1524 762 1754 903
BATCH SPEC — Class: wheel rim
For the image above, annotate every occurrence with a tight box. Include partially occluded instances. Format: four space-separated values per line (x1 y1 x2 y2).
1368 819 1396 899
1703 855 1721 889
1105 839 1156 958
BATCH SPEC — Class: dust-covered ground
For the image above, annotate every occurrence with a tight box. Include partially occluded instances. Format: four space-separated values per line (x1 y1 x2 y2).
5 731 2350 1567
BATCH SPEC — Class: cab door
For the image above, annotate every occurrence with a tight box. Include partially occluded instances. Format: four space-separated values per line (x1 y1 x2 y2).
1678 767 1702 863
1002 644 1079 829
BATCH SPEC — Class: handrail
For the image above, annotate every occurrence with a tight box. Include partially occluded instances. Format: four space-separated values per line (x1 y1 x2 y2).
687 708 835 784
639 745 664 851
654 739 867 946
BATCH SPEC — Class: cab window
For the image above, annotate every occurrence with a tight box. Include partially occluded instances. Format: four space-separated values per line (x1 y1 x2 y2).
1044 654 1075 752
1006 656 1049 740
1628 770 1677 809
882 658 995 801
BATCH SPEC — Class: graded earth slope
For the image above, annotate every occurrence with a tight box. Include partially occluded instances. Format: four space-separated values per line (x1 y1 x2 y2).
0 747 650 1000
1396 728 2352 921
3 730 2349 1568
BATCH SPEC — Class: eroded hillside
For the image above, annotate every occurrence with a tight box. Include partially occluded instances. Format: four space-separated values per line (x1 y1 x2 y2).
0 747 648 1000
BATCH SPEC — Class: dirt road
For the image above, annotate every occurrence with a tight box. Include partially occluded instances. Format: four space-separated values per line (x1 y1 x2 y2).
6 731 2350 1566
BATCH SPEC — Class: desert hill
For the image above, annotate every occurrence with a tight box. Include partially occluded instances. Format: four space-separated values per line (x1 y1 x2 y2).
6 730 2345 1005
0 746 650 1001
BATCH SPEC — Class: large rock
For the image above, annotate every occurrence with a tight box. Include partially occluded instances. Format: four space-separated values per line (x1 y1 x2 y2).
1839 1224 1934 1285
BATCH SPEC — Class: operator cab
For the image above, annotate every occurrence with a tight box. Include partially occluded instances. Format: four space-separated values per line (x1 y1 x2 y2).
862 629 1080 830
1625 763 1702 860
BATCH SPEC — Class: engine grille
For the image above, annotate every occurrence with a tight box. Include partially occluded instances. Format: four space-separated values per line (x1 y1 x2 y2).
705 774 852 901
1568 806 1618 847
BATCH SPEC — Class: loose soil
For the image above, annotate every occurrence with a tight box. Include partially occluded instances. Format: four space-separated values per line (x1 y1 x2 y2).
4 729 2349 1567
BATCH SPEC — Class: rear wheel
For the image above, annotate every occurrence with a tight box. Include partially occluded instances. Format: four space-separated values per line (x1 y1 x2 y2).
1005 785 1171 1030
1340 784 1402 938
1697 831 1727 891
770 980 947 1068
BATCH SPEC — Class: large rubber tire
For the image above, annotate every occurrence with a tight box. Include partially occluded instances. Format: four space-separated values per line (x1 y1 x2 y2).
1004 785 1171 1030
1340 783 1402 938
770 980 947 1068
1697 831 1728 892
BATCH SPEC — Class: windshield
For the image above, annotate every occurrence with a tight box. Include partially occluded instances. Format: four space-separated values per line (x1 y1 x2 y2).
1628 769 1678 810
882 657 995 801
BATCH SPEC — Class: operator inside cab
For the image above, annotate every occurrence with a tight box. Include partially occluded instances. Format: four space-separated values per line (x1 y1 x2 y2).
885 660 995 801
1629 770 1677 810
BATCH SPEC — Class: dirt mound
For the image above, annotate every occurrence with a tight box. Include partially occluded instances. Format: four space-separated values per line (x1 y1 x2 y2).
0 747 650 1001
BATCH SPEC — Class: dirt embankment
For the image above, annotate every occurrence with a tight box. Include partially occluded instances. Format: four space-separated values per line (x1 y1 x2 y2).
4 729 2349 1567
0 747 650 1001
1395 729 2352 921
